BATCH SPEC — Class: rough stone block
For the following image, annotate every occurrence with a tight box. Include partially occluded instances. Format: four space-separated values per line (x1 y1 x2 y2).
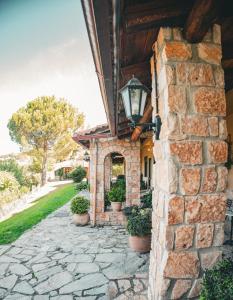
175 225 195 250
193 87 226 116
168 196 184 225
219 119 228 139
213 223 225 246
208 117 219 136
217 166 228 192
171 279 192 299
187 63 214 86
168 85 187 114
201 167 217 193
176 62 186 84
213 24 221 44
188 279 202 298
164 251 200 278
207 141 228 163
163 42 192 61
196 223 214 248
180 167 201 195
197 43 222 65
200 251 222 270
185 194 226 223
214 67 225 88
170 141 202 165
181 115 208 137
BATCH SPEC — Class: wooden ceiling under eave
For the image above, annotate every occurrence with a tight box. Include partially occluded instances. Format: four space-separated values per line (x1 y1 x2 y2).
119 0 233 92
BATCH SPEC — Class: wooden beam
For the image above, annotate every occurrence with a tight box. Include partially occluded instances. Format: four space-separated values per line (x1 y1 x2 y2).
184 0 220 43
125 1 192 33
222 59 233 69
131 103 153 142
120 61 151 87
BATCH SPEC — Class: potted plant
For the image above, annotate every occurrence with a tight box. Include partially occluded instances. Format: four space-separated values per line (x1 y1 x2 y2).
71 195 90 225
107 186 125 212
126 207 152 253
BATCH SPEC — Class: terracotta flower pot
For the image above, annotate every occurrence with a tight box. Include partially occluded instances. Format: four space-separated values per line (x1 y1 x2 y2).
111 202 122 212
73 213 90 226
129 235 151 253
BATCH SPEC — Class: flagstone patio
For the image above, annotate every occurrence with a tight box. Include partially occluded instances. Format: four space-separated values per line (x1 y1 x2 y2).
0 202 149 300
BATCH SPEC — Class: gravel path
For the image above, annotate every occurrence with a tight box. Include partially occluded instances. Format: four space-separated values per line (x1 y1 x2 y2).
0 202 149 299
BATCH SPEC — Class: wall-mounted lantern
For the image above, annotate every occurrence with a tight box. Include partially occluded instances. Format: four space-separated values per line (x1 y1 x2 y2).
83 151 90 162
119 76 162 140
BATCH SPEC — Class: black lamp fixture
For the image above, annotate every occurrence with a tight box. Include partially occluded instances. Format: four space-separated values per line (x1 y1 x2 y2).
119 76 162 140
83 151 90 162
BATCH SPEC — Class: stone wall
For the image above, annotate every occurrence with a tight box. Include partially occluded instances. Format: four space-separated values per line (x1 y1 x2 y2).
149 25 228 299
89 137 141 225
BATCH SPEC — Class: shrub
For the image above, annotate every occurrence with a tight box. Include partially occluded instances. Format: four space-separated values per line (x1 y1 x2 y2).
112 177 125 189
123 205 140 217
0 171 21 208
0 171 20 192
0 159 26 187
76 182 89 192
19 186 30 195
104 192 111 208
107 186 125 203
141 191 152 208
68 166 86 183
127 208 152 236
70 196 89 214
200 259 233 300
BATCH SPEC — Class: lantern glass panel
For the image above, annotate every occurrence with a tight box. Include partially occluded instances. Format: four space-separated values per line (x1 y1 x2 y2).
140 90 147 116
121 88 131 119
130 87 141 116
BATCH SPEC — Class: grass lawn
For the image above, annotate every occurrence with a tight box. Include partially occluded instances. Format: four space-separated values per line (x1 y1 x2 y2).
0 183 76 244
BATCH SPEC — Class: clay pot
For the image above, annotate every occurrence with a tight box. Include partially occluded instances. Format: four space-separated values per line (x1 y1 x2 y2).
111 202 122 212
129 235 151 253
73 213 90 226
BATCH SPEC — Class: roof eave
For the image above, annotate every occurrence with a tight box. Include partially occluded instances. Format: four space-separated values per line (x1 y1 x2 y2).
81 0 119 136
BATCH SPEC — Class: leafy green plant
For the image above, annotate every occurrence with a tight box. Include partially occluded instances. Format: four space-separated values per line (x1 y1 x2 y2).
68 166 86 183
71 195 89 214
107 186 125 203
141 191 152 208
200 259 233 300
123 205 140 217
0 159 26 187
76 182 89 192
127 208 152 236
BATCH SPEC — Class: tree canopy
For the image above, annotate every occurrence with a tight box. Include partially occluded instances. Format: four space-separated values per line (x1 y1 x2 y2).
8 96 84 185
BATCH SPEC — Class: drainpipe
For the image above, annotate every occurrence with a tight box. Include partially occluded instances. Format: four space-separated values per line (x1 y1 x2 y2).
92 138 98 226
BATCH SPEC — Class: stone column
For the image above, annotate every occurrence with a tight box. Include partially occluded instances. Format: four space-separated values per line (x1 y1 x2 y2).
104 155 112 192
149 25 228 300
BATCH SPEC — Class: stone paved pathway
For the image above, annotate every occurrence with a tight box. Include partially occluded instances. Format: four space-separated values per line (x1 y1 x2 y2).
0 203 149 299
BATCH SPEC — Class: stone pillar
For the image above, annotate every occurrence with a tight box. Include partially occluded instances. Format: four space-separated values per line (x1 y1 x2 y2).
149 25 228 300
104 155 112 191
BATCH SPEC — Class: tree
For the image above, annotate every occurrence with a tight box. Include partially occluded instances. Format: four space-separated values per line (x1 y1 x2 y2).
68 166 86 183
8 96 84 185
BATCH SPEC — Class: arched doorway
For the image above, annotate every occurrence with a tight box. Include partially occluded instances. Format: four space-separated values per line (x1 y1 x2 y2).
104 152 125 210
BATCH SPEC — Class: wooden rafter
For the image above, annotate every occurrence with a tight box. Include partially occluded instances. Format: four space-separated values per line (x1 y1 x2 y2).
184 0 220 43
131 103 153 142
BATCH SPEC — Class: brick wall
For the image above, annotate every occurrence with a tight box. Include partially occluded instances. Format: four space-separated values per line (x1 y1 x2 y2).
149 25 228 299
89 137 141 225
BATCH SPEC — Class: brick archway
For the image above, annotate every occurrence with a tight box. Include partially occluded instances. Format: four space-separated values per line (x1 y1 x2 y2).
89 137 141 225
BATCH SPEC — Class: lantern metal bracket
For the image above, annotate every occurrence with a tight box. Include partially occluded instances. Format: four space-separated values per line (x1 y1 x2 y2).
129 115 162 140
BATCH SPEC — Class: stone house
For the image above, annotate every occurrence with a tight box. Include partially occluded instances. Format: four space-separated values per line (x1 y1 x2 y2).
73 1 233 299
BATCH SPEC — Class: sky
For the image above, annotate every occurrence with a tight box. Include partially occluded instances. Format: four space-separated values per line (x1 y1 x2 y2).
0 0 106 155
